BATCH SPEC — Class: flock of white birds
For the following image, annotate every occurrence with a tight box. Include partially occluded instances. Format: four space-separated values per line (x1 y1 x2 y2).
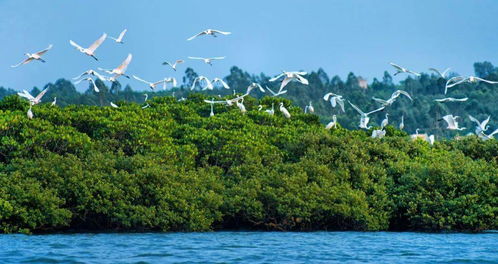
10 28 498 143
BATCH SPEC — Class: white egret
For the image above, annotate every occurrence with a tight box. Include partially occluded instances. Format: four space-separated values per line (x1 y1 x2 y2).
74 77 100 92
133 75 167 90
73 69 107 82
380 113 389 129
371 129 386 139
17 88 49 105
51 97 57 106
110 102 119 108
27 105 33 119
11 44 53 68
279 102 291 119
270 71 309 90
390 63 420 76
304 101 314 114
325 115 338 130
441 115 465 130
323 92 345 112
69 33 107 61
212 78 230 89
236 99 246 114
188 56 225 66
348 101 385 129
478 128 498 141
162 60 184 71
445 76 498 94
191 76 213 90
429 67 451 78
109 29 127 44
468 115 491 135
372 90 412 107
247 83 265 93
204 99 217 117
399 115 405 130
265 103 275 115
99 54 132 81
162 77 177 90
187 29 231 41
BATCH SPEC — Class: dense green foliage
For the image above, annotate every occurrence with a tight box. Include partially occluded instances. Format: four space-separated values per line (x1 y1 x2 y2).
0 93 496 233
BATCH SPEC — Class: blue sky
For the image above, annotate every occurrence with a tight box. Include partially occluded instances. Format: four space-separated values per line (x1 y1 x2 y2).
1 0 498 91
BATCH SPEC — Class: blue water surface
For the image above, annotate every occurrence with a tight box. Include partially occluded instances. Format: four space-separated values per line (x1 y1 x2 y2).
1 231 497 263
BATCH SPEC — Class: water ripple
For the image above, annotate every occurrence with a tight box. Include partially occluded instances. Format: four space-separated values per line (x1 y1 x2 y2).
0 232 497 263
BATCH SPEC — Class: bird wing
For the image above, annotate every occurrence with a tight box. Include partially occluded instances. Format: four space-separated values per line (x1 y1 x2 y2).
474 77 498 84
434 98 448 102
481 115 491 129
428 68 443 77
348 101 364 115
441 68 451 77
188 56 204 60
266 86 277 96
116 54 132 72
213 78 230 89
212 29 231 35
372 97 388 105
390 63 404 71
337 98 345 112
323 93 333 101
211 57 226 60
191 77 200 90
255 83 265 92
133 75 151 85
366 106 385 116
34 88 49 102
175 59 185 64
69 40 84 50
92 71 108 81
11 58 32 68
17 90 35 100
110 102 118 108
295 75 309 85
488 128 498 137
280 77 292 90
89 78 99 92
442 115 455 128
117 29 127 41
394 90 413 101
88 33 107 52
187 31 205 41
269 73 285 82
162 61 172 66
35 44 53 56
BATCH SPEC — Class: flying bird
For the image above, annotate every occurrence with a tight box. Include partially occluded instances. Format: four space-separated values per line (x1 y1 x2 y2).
390 63 420 76
74 77 100 93
429 67 451 78
348 101 385 129
162 60 184 71
246 83 266 93
441 115 465 130
162 77 177 89
11 44 53 68
468 115 491 135
69 33 107 61
99 54 133 81
212 78 230 89
73 69 107 82
445 76 498 94
17 88 49 105
270 71 309 90
323 92 345 112
133 75 168 90
191 76 213 90
109 29 127 44
188 56 225 66
434 97 468 103
187 29 231 41
372 90 412 107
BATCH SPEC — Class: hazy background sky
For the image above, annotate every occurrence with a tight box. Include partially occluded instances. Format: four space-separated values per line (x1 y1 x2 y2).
1 0 498 91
